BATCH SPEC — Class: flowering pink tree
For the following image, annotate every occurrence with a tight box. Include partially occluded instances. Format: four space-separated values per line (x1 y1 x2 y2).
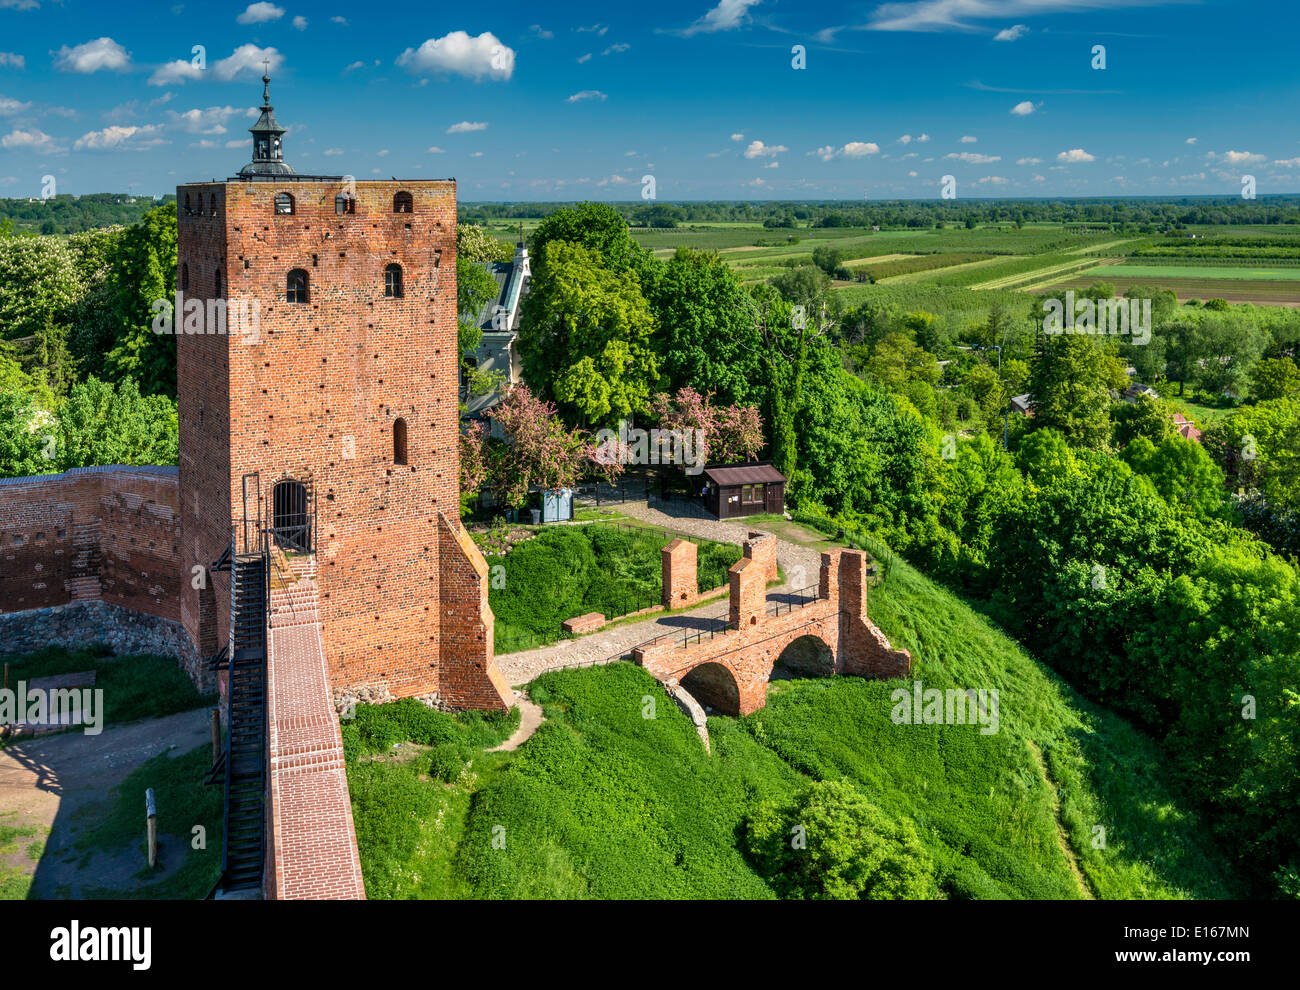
458 420 491 498
649 387 765 466
489 384 622 508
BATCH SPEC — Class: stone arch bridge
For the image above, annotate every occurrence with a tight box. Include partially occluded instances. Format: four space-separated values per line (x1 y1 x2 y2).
634 532 912 716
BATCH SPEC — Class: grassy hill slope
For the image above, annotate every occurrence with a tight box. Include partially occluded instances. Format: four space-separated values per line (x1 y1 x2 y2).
347 554 1238 899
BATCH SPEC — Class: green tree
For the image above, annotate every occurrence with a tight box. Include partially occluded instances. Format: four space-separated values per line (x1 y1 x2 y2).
529 201 646 275
0 388 50 477
1112 393 1175 447
1252 357 1300 401
811 244 844 276
645 248 763 405
55 376 178 470
1121 435 1230 521
1028 335 1115 450
456 223 514 263
745 780 941 900
517 241 659 426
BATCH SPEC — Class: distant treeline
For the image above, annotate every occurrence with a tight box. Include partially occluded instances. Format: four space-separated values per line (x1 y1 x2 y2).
461 196 1300 230
0 193 175 235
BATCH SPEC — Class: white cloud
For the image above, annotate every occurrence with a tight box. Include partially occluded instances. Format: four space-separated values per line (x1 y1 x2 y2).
1017 157 1042 165
959 135 977 143
576 53 592 63
842 141 880 157
212 45 283 82
166 105 249 134
917 133 930 142
994 24 1029 41
149 59 204 85
446 120 488 133
946 151 1000 164
397 31 515 81
376 148 389 157
1271 157 1300 167
603 43 631 55
744 139 787 158
977 175 1008 184
323 147 344 156
681 0 764 37
730 132 744 141
74 124 165 151
427 146 445 153
1 127 61 152
898 134 913 144
236 2 283 24
867 1 1166 33
1212 149 1265 165
293 15 307 30
53 37 131 73
0 53 25 69
343 61 365 73
566 89 607 102
1057 148 1096 163
529 25 554 39
0 95 31 115
330 15 347 24
1010 100 1037 115
1185 137 1197 144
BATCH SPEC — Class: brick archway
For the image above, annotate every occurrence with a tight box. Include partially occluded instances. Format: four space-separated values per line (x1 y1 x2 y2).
773 633 834 679
635 536 911 718
680 662 742 716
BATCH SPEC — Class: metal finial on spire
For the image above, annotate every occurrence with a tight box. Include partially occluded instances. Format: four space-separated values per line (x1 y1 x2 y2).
261 62 271 105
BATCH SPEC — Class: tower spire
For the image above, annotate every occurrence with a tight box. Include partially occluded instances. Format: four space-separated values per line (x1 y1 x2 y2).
240 68 295 176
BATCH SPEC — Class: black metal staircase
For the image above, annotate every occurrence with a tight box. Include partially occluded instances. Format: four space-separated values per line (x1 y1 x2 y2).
204 473 272 897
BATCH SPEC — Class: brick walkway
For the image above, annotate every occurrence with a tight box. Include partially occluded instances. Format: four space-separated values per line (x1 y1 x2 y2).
493 504 822 686
265 578 366 900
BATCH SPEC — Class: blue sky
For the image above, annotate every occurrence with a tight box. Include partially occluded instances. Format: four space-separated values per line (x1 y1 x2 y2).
1 0 1297 200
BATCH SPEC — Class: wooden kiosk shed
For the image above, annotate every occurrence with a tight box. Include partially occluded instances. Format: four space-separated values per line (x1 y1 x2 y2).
703 463 786 519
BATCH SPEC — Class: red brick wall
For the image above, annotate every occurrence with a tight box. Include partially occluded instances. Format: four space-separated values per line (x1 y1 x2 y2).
0 466 181 620
728 557 765 630
177 178 494 703
662 538 698 610
744 532 778 584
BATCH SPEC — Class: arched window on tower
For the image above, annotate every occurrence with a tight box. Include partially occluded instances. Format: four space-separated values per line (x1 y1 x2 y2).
384 263 403 298
274 191 295 216
180 262 189 292
334 192 355 215
183 193 192 215
209 195 219 217
393 418 408 465
286 268 309 303
393 191 413 214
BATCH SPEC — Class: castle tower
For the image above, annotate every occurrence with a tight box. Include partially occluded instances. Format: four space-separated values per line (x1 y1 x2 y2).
176 75 509 710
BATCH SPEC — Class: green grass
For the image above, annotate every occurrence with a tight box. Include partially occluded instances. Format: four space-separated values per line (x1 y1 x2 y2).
348 551 1238 900
0 646 215 740
485 524 742 652
71 744 223 899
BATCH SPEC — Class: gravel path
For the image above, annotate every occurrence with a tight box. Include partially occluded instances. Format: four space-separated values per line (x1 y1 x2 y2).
492 503 822 687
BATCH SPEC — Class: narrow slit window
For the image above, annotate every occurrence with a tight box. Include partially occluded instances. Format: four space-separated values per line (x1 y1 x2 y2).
393 418 408 465
384 263 403 298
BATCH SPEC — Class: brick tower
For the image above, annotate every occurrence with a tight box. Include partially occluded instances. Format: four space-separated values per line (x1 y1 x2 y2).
175 74 509 710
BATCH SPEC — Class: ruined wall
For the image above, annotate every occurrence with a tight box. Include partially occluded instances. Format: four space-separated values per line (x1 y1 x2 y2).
0 466 181 619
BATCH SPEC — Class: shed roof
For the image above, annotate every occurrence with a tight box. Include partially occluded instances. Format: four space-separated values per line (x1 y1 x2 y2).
704 464 786 486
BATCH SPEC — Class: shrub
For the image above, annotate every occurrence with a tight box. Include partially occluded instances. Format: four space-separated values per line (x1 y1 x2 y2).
429 743 471 783
745 780 942 900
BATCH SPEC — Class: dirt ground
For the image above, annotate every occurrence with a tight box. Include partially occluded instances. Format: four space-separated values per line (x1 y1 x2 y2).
0 708 209 898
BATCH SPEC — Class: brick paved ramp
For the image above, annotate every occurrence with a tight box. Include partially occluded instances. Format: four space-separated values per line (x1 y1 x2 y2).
264 579 365 899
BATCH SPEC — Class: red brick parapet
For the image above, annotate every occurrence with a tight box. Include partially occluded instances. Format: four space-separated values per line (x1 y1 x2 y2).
437 512 511 710
662 538 698 610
